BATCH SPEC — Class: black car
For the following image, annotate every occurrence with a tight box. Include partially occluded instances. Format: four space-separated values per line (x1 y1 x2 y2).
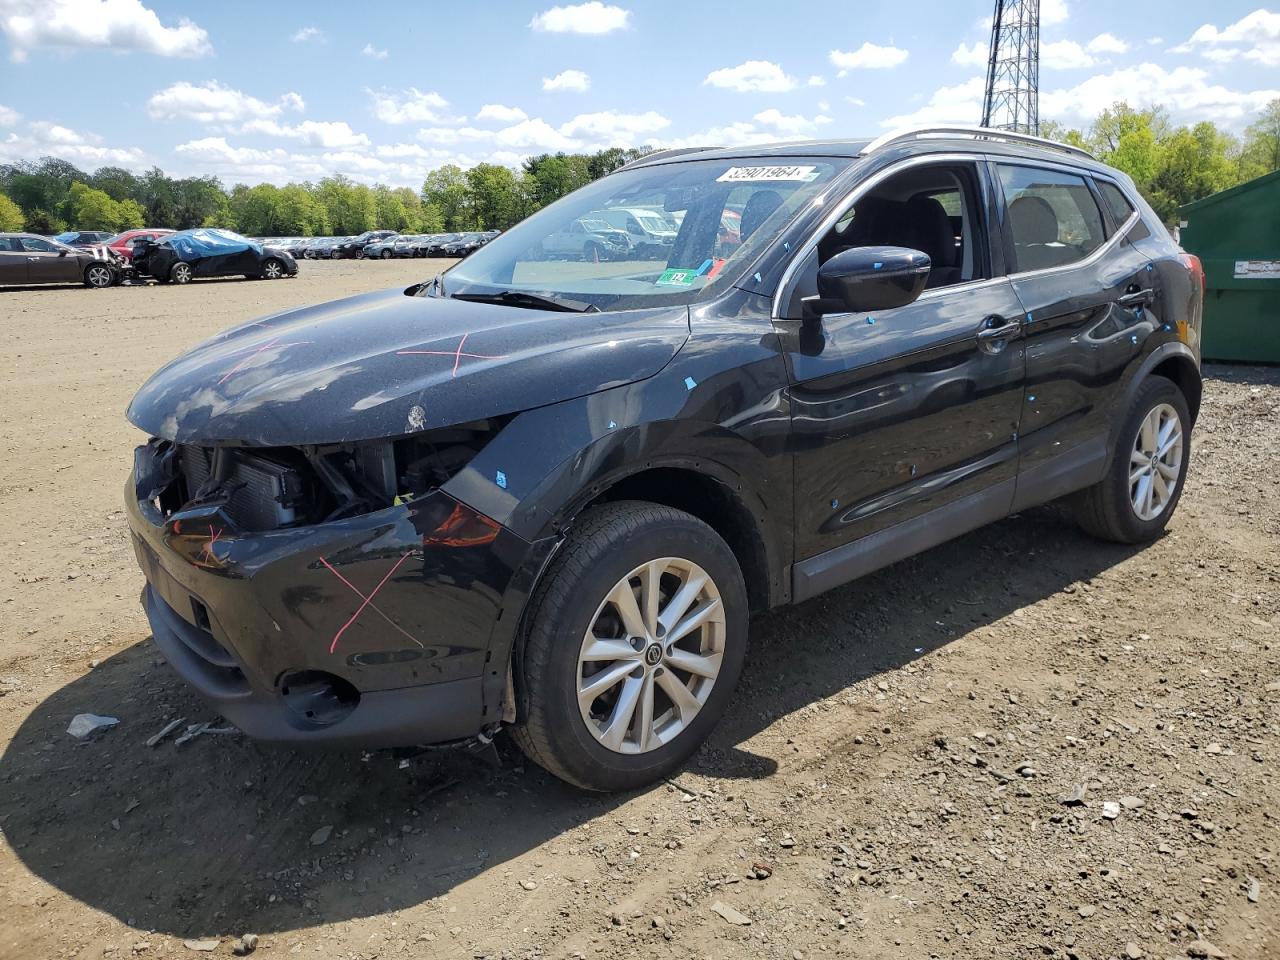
439 232 490 257
53 230 114 248
125 127 1203 791
133 229 298 284
333 230 397 259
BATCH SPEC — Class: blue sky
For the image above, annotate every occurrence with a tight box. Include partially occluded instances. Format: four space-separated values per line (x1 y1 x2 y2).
0 1 1277 187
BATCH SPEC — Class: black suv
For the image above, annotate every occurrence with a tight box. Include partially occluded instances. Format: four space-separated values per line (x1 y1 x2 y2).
125 127 1203 791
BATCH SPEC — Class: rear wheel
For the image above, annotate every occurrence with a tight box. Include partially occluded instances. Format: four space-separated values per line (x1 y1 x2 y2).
381 249 393 259
83 263 114 288
1074 375 1191 543
510 502 748 791
261 257 285 280
169 262 192 285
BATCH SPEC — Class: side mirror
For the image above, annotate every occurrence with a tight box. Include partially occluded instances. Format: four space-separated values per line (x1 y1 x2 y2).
810 245 931 316
58 249 68 257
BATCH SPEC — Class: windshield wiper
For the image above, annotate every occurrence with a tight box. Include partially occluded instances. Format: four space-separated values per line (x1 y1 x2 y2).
452 290 600 313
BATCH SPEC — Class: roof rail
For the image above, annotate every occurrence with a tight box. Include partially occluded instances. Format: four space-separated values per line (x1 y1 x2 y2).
615 146 720 172
861 125 1095 160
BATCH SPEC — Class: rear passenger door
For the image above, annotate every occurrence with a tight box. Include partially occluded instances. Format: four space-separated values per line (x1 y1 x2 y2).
994 162 1156 510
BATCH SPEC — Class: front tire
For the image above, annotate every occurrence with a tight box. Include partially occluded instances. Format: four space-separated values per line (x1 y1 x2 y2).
169 262 192 285
1073 375 1191 543
261 257 285 280
511 502 748 791
83 263 114 288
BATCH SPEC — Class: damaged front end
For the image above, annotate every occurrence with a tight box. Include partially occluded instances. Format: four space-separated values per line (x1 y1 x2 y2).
126 420 537 748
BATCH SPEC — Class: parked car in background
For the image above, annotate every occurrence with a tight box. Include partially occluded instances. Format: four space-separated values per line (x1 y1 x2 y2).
132 229 297 284
53 230 113 247
539 216 630 261
304 237 343 259
596 207 678 258
0 232 122 287
363 235 414 259
106 228 175 262
422 233 463 257
124 127 1204 792
333 230 397 259
438 232 491 257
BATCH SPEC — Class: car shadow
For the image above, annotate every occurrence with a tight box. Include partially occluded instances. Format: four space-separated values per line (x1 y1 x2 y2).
1202 361 1280 388
0 504 1142 939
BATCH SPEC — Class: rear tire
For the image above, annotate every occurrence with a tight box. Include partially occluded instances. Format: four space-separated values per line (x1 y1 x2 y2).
1073 375 1191 543
381 249 393 259
510 501 748 791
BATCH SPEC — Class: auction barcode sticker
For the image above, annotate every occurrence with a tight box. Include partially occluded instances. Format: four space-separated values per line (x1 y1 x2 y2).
1234 260 1280 279
716 165 820 183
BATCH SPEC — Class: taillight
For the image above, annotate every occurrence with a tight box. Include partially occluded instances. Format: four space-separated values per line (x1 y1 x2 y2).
1180 253 1205 292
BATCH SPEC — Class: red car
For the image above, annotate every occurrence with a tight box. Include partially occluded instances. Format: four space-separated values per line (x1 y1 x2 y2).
106 228 174 262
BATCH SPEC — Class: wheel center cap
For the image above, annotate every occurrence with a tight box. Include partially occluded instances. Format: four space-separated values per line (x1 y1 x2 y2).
644 643 663 667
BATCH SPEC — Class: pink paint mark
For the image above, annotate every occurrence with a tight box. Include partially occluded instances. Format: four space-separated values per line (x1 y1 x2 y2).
396 333 508 379
324 552 414 655
319 556 423 650
201 526 223 563
217 336 313 386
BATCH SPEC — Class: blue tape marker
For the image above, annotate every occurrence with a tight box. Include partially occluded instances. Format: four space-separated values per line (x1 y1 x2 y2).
695 258 714 276
830 498 840 510
1131 334 1138 344
1027 395 1036 402
752 272 762 284
866 316 876 325
607 420 617 429
1026 313 1033 322
684 376 697 390
495 470 508 490
1146 264 1154 272
873 262 883 270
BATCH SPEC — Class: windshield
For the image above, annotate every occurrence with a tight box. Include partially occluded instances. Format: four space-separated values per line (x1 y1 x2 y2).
442 156 847 311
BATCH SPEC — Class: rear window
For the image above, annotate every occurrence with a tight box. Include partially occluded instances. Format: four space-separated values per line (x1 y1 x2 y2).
998 164 1107 273
1096 180 1137 226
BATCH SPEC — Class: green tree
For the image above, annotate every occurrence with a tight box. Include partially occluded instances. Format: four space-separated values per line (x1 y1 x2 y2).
422 164 472 231
374 184 411 231
65 181 123 230
90 166 142 203
465 163 520 230
1241 98 1280 176
316 176 375 234
229 183 284 236
418 201 444 232
0 192 23 231
277 184 327 235
115 198 145 230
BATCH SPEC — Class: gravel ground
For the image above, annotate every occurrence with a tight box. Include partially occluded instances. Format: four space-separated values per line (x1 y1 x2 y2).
0 261 1276 960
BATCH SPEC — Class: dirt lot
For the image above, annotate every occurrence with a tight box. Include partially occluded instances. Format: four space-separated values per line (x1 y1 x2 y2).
1 261 1277 960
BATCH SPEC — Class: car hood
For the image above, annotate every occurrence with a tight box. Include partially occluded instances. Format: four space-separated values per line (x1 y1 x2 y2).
127 287 690 447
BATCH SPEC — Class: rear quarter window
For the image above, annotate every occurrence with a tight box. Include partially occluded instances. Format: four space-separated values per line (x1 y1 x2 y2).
1096 180 1137 226
998 164 1107 272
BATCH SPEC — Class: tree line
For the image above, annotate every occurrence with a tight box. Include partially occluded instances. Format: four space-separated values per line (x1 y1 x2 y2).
0 103 1276 238
0 146 650 237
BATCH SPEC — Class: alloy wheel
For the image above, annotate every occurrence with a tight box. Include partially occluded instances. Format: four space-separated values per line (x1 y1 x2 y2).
86 265 112 288
576 557 725 755
263 260 283 279
1130 402 1183 521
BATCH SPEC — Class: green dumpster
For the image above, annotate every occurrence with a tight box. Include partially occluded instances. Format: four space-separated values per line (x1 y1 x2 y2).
1179 169 1280 363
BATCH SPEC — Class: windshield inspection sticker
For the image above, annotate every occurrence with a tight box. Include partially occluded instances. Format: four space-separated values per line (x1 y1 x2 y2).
656 268 699 287
716 165 820 183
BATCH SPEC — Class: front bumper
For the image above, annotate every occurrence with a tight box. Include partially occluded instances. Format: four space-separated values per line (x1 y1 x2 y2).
125 446 536 748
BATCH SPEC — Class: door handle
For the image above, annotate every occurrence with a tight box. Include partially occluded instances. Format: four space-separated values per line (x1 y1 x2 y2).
1117 287 1153 308
976 315 1021 341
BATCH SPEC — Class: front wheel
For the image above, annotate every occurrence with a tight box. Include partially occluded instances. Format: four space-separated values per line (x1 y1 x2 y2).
261 257 285 280
510 502 748 791
1073 375 1191 543
83 263 114 288
381 249 393 259
169 262 192 285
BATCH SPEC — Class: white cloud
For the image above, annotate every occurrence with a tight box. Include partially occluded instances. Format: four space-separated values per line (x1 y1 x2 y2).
846 96 865 107
0 104 19 126
0 119 146 166
543 69 591 92
560 109 669 142
1177 9 1280 66
703 60 797 93
753 109 831 135
1042 62 1280 127
291 26 322 43
240 119 370 149
361 42 388 60
415 126 496 146
1042 40 1096 69
147 81 305 124
476 104 528 123
1042 0 1069 25
369 87 452 124
829 42 909 74
658 121 778 150
807 75 826 87
952 40 988 67
1087 32 1128 54
529 2 629 34
0 0 210 62
493 118 578 152
881 75 986 128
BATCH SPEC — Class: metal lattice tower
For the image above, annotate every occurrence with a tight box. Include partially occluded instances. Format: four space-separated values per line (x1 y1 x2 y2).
981 0 1040 134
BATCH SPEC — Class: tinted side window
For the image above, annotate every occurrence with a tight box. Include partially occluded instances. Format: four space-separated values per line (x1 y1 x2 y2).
998 165 1106 272
1096 180 1136 226
20 237 57 253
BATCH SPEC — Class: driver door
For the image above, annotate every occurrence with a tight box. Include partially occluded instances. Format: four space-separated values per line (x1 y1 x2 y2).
776 159 1027 594
21 237 80 283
